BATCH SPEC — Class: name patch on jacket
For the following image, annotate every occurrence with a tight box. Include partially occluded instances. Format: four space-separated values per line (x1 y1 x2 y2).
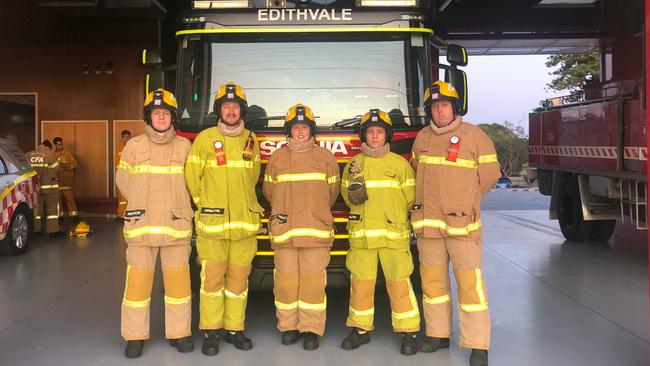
124 210 145 218
348 214 361 221
201 207 225 215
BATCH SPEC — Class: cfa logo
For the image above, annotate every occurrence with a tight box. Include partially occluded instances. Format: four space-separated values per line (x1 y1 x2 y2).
259 140 349 156
29 156 44 164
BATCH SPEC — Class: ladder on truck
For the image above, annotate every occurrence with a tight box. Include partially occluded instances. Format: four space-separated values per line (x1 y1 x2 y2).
619 180 648 229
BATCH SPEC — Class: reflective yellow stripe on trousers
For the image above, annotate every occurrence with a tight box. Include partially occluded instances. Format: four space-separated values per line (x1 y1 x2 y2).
458 269 489 312
124 226 192 239
412 219 482 236
164 295 192 305
424 294 451 305
196 221 260 234
348 228 410 240
271 228 334 243
199 260 224 298
122 265 151 308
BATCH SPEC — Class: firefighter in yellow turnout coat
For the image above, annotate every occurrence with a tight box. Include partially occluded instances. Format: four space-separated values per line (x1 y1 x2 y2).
117 89 194 358
53 137 78 219
185 83 264 356
263 104 340 351
411 81 500 366
340 109 420 356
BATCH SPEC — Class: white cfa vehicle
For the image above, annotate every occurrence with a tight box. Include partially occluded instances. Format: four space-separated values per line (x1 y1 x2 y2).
0 138 38 255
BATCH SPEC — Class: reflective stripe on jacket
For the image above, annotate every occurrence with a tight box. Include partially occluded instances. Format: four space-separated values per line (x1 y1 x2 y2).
410 118 500 239
184 126 263 241
115 127 193 246
263 145 340 248
342 151 415 250
26 145 59 195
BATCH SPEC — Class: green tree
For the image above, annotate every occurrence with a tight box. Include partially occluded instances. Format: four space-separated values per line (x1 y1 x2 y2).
545 49 600 93
478 122 528 177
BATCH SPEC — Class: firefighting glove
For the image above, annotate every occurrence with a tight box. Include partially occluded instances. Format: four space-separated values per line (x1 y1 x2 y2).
347 177 368 205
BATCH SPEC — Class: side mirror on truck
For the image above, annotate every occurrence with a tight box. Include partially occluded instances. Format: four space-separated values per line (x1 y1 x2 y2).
445 44 468 116
141 48 165 94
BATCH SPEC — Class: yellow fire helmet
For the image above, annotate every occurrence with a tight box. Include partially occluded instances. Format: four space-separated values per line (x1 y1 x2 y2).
359 109 393 143
214 82 248 119
143 88 178 125
69 220 92 238
423 80 460 119
284 103 316 136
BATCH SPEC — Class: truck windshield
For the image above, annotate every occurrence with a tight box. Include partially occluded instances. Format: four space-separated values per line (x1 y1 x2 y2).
177 32 430 132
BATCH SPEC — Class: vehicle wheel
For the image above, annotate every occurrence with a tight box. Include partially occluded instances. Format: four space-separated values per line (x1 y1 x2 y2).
588 220 616 242
1 204 33 256
557 186 592 242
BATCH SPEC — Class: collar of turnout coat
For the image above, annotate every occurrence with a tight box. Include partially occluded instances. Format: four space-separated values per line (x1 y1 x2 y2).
287 137 316 152
144 125 176 144
360 142 390 158
217 119 245 137
430 116 462 135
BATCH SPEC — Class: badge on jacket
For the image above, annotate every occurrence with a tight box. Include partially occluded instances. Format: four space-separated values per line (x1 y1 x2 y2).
214 140 226 166
446 135 460 162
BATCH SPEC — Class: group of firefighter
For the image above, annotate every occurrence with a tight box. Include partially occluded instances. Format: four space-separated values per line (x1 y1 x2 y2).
116 80 499 366
25 136 82 236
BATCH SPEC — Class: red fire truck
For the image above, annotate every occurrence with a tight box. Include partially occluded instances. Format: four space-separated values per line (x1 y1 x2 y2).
143 0 469 282
528 30 646 242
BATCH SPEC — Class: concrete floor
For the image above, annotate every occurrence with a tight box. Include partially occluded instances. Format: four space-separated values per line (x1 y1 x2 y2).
0 205 647 365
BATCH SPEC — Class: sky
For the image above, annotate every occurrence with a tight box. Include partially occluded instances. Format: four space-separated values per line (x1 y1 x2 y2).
446 55 566 135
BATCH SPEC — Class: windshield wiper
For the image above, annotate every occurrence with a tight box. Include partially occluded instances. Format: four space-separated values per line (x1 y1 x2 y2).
330 115 363 129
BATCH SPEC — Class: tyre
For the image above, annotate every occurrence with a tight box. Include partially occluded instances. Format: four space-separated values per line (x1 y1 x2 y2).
588 220 616 242
1 204 33 256
557 180 592 242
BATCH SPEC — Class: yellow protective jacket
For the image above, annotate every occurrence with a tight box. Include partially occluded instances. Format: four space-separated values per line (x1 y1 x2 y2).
184 126 264 241
263 143 340 248
26 145 60 195
410 117 500 240
115 126 194 246
342 149 415 250
55 149 77 189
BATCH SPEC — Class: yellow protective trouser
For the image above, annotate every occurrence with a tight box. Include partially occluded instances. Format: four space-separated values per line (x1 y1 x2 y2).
274 247 330 336
418 237 490 350
346 247 420 333
117 192 127 218
121 244 192 341
34 193 59 234
196 235 257 331
59 189 78 217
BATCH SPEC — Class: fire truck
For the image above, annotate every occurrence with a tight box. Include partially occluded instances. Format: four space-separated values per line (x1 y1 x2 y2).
528 29 646 242
143 0 469 283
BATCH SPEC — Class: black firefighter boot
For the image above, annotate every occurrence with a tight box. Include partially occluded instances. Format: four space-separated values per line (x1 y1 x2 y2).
303 332 320 351
281 330 301 345
124 340 144 359
169 336 194 353
201 330 221 356
225 330 253 350
400 332 418 356
419 336 450 353
470 349 488 366
341 328 370 350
